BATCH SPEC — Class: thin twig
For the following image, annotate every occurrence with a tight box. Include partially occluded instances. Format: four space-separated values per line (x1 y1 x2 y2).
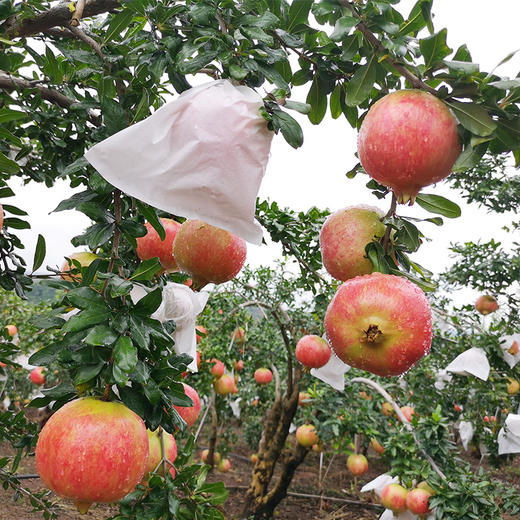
381 193 397 253
215 12 228 34
350 377 447 480
194 397 211 442
67 24 105 61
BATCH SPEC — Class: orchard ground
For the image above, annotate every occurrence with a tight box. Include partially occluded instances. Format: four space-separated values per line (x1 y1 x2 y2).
1 411 519 520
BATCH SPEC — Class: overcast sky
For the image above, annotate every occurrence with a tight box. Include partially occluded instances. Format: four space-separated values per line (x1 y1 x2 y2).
8 0 520 306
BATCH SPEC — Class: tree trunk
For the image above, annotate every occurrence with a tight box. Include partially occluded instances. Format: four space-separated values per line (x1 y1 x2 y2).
241 366 306 519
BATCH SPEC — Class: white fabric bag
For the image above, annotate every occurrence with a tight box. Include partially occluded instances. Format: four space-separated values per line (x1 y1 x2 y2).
85 80 273 245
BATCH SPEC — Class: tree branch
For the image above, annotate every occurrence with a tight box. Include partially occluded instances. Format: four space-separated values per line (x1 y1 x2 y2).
71 0 87 27
3 0 121 39
67 24 105 61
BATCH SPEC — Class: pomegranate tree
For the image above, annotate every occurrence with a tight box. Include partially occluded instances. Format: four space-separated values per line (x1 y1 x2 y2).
324 273 432 376
319 205 386 281
358 89 460 204
172 219 247 290
35 397 148 514
135 218 181 272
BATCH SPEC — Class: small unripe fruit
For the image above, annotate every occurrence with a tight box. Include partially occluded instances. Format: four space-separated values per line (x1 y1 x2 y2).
370 438 384 454
5 324 17 337
250 453 258 463
298 392 311 406
382 402 395 416
295 424 319 448
507 378 520 395
508 340 519 355
312 443 323 453
30 367 45 385
232 327 246 344
217 458 231 473
295 335 331 369
346 454 368 476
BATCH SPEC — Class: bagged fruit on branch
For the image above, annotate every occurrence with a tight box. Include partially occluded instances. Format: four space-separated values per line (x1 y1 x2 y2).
444 347 490 380
131 283 208 372
309 350 351 391
497 414 520 455
85 80 273 245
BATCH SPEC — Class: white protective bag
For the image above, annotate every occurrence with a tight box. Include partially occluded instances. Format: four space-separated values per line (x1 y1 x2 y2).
85 80 273 245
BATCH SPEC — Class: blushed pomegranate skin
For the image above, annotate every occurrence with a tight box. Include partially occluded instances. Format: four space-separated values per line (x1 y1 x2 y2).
358 90 461 204
381 483 408 513
36 398 148 511
136 218 180 272
324 273 432 377
254 368 272 384
145 429 177 478
172 219 247 289
214 374 238 395
320 205 386 281
295 424 319 448
173 383 201 427
295 335 331 368
475 294 498 315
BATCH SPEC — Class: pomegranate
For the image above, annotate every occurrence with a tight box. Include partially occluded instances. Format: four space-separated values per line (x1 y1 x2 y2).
144 429 177 479
370 438 384 454
232 327 246 344
508 340 519 355
320 205 386 281
406 487 432 515
35 397 148 514
234 359 244 371
254 368 272 384
295 424 319 448
295 335 331 369
195 325 207 344
358 89 460 204
380 483 408 513
217 458 231 473
324 273 432 377
400 405 417 422
201 449 221 464
29 367 45 385
346 454 368 476
5 324 17 337
136 218 181 272
214 374 238 395
172 219 247 290
173 383 201 427
298 392 311 406
475 295 498 315
210 359 225 378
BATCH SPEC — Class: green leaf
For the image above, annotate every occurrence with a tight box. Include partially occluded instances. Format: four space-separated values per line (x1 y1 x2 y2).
415 193 461 218
284 100 311 114
114 336 138 372
129 258 162 281
420 29 452 68
229 64 248 81
270 109 303 149
136 202 165 240
0 151 20 174
101 99 127 135
104 9 135 43
443 60 479 76
29 342 64 366
62 307 110 333
32 234 46 272
397 0 432 36
67 287 105 309
446 101 497 137
365 242 391 274
74 363 105 385
288 0 313 31
306 75 327 125
395 220 421 252
488 79 520 90
85 325 118 346
0 109 28 124
329 84 343 119
133 287 162 315
452 143 487 172
345 57 377 107
330 16 357 41
109 276 134 298
3 217 30 229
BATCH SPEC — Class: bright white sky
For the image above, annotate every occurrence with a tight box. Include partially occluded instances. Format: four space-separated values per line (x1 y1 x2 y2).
8 0 520 306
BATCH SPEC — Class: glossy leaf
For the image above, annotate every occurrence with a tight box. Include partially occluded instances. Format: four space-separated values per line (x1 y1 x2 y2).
415 193 462 218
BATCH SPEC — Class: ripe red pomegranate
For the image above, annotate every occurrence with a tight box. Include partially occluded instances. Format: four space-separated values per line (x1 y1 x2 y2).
214 374 238 395
475 295 499 315
358 90 460 204
320 205 386 281
381 483 408 513
508 340 519 355
210 359 225 378
324 273 432 376
346 454 368 476
400 406 417 423
254 368 272 384
406 487 432 515
29 367 45 385
295 335 331 368
295 424 319 448
144 429 177 479
201 449 221 464
36 398 148 513
234 359 244 371
136 218 181 272
173 383 201 427
172 219 247 290
6 324 17 337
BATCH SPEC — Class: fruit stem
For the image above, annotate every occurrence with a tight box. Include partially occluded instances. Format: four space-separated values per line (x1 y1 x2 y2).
102 383 110 401
381 193 397 254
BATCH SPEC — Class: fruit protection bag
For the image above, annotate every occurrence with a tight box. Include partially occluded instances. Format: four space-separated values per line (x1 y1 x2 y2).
85 80 273 245
131 283 208 372
444 346 490 380
498 414 520 455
